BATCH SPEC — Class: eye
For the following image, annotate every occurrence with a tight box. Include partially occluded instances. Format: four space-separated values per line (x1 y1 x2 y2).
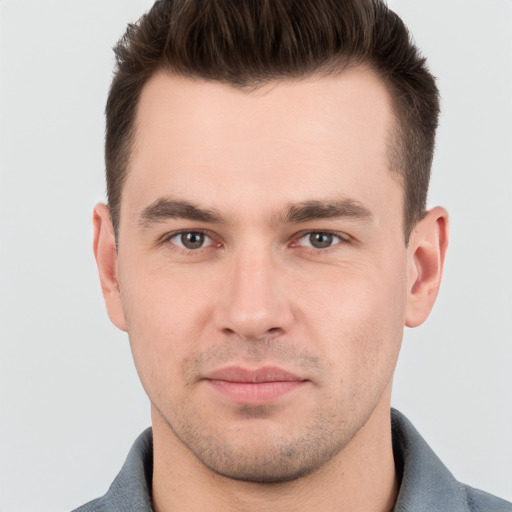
296 232 344 249
169 231 213 250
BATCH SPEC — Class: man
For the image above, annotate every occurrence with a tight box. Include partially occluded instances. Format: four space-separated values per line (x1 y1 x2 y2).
73 1 511 511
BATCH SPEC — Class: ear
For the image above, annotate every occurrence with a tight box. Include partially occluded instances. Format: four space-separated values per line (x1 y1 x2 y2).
405 206 449 328
92 203 127 332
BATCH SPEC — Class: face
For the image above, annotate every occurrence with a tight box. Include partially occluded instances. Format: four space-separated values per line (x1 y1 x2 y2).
100 70 426 482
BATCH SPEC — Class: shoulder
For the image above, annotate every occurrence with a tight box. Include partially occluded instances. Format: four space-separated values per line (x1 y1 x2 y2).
460 484 512 512
70 428 154 512
391 409 511 512
71 497 107 512
71 493 153 512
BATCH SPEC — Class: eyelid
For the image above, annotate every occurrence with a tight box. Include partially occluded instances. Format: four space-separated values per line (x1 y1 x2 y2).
156 228 352 251
291 230 351 248
158 229 219 249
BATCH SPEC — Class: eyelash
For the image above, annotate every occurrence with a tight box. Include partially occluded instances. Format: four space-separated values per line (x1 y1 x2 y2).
292 231 350 251
158 229 352 253
158 229 218 253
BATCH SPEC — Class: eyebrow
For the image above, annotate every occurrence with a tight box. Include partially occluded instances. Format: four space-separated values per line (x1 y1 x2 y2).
280 199 373 224
139 198 225 228
138 197 373 229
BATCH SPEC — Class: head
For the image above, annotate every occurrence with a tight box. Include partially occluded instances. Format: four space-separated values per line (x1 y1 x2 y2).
94 0 448 485
105 0 439 245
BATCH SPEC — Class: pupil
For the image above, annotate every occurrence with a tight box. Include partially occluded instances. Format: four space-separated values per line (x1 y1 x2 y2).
310 232 333 248
182 232 204 249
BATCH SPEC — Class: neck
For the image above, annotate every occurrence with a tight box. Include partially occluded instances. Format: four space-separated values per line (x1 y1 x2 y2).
151 398 398 512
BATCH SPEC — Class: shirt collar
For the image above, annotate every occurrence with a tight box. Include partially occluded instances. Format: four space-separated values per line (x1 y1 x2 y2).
391 408 468 511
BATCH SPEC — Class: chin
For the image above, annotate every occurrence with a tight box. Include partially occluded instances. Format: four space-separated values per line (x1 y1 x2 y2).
174 422 347 484
196 444 329 483
209 463 318 484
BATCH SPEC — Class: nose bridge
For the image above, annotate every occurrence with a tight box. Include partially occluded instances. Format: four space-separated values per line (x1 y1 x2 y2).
216 242 292 339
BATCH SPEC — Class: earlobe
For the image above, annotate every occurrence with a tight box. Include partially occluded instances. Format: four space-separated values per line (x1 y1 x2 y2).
93 203 127 332
405 207 449 328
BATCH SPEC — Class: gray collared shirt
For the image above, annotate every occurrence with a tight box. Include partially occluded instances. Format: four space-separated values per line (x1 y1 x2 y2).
72 409 511 511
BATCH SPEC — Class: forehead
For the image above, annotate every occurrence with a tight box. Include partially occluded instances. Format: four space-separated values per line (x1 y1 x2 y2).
124 69 398 223
133 68 393 156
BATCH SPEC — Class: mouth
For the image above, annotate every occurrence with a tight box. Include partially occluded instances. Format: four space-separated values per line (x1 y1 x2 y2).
203 366 308 405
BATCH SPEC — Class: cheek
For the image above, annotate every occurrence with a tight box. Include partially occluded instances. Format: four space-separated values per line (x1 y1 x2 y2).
118 260 220 389
123 255 218 328
296 256 408 380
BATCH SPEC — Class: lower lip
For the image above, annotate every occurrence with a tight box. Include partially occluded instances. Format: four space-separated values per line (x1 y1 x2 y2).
206 380 306 404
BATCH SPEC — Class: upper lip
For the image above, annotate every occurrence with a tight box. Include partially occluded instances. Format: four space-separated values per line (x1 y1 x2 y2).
204 366 305 383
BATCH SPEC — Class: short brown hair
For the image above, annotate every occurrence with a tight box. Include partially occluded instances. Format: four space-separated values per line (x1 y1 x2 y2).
106 0 439 243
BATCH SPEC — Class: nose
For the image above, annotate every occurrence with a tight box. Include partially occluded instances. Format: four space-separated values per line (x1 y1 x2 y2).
214 248 294 341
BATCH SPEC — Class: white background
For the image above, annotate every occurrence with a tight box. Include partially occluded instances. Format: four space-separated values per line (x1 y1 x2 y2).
0 1 511 510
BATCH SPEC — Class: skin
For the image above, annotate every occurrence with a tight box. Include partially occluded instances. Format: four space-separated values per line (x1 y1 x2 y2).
94 69 448 512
